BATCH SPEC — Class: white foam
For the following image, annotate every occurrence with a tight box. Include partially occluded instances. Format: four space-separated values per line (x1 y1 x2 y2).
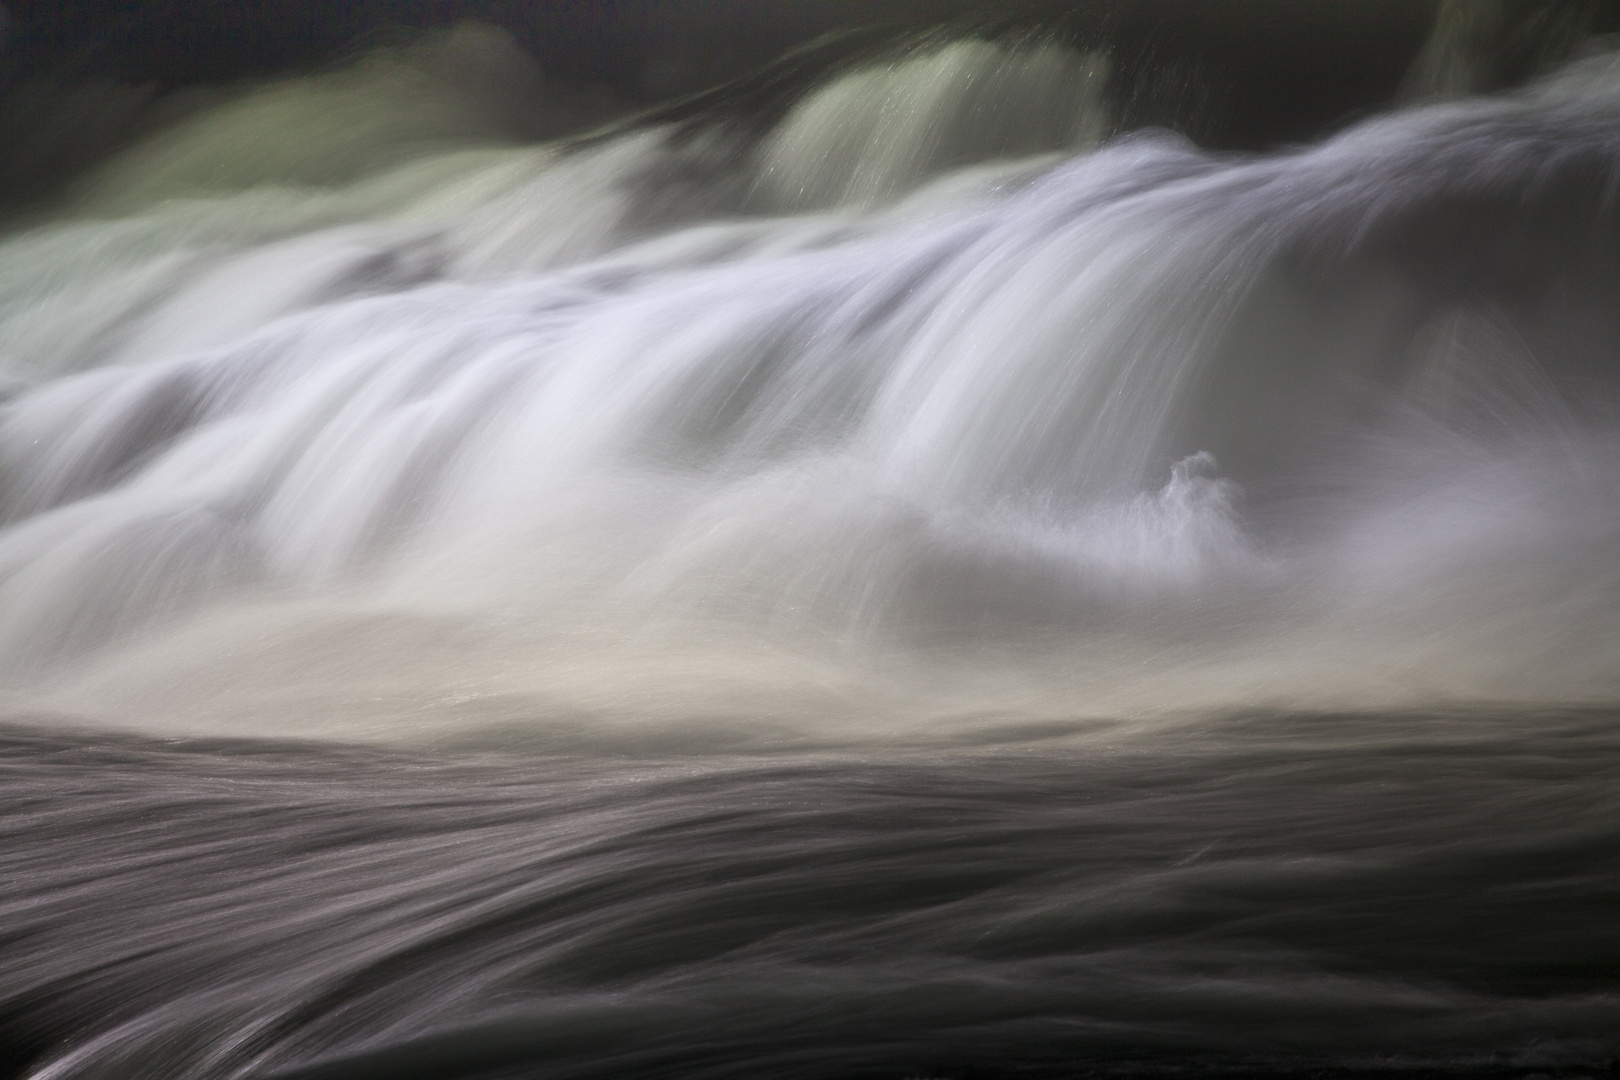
4 36 1620 744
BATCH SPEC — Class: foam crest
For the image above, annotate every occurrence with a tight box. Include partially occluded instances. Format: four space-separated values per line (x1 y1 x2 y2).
756 39 1109 209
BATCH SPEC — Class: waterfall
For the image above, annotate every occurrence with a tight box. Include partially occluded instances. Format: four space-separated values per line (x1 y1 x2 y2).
2 34 1620 739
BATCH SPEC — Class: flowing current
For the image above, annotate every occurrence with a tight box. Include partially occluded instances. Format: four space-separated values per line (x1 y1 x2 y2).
3 22 1620 1080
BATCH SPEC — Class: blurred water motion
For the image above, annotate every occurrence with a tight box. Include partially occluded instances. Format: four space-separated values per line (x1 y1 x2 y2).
2 10 1620 1079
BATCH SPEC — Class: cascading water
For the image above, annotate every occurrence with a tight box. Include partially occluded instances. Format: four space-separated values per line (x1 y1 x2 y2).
3 18 1620 1080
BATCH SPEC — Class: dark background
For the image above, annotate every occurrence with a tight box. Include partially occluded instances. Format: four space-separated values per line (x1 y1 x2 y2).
0 0 1444 139
1 0 1616 215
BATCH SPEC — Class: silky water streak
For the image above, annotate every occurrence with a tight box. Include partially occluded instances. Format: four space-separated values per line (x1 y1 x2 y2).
1 36 1616 739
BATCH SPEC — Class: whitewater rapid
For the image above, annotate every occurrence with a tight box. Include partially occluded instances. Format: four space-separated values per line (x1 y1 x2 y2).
7 18 1620 1080
3 26 1620 744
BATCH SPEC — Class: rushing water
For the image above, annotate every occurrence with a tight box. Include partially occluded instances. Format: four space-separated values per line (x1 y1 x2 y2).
3 15 1620 1080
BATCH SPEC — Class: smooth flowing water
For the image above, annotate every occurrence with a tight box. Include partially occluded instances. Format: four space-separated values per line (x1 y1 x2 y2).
3 18 1619 1080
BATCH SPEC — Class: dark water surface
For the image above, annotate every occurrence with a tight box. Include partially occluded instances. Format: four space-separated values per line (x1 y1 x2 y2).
4 712 1620 1079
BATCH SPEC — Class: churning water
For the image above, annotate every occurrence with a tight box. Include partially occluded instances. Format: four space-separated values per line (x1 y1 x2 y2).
3 19 1620 1080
